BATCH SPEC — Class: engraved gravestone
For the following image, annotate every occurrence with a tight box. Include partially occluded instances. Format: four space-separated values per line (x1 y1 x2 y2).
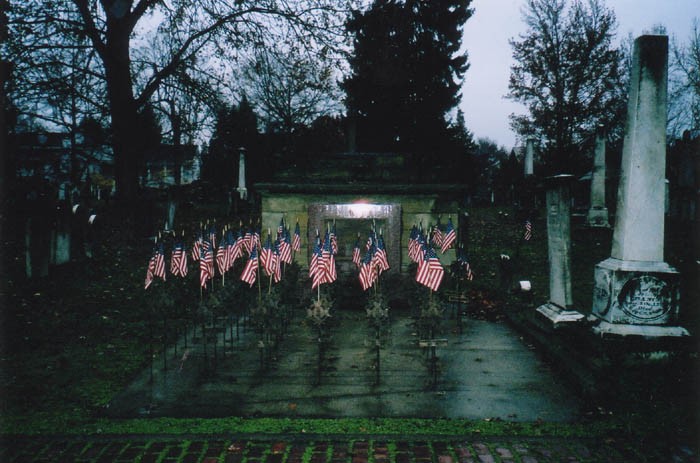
536 175 584 324
590 35 687 337
586 125 610 227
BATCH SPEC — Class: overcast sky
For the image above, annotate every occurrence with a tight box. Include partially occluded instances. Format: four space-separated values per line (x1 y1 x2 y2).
460 0 699 150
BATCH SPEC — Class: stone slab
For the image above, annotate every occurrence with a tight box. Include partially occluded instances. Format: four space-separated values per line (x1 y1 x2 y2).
536 303 585 325
591 320 689 338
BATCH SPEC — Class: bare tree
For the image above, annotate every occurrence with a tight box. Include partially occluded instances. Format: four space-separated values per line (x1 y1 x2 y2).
507 0 627 175
671 19 700 135
242 40 343 135
5 0 356 210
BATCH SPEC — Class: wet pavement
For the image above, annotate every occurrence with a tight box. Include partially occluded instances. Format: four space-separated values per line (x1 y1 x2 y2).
105 306 580 421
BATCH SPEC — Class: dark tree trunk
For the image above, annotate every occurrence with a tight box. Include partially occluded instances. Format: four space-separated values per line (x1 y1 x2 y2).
103 17 140 204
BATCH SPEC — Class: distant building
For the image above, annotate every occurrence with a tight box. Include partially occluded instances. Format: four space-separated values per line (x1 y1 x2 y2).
14 131 114 201
140 144 201 188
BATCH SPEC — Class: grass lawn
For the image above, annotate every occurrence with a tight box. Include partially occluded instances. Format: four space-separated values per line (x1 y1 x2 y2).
0 204 697 447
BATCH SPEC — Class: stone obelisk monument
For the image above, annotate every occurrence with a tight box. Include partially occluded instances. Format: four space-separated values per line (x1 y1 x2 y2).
590 35 687 337
586 125 610 227
537 175 584 324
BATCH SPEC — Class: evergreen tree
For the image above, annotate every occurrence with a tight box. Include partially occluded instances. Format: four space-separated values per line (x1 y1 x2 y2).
344 0 473 162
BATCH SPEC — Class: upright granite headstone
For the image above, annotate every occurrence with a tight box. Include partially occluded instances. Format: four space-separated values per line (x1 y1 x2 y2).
586 125 610 227
590 35 687 337
537 175 584 324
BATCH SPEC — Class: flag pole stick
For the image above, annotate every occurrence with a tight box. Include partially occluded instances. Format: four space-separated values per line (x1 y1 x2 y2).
257 253 262 306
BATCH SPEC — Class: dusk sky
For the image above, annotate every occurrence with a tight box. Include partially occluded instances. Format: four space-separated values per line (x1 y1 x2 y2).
460 0 699 150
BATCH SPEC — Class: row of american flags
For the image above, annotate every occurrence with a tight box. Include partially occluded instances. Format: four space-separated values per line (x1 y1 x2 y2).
144 219 302 290
144 215 532 292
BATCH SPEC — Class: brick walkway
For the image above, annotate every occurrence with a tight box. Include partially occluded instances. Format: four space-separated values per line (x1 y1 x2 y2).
1 435 696 463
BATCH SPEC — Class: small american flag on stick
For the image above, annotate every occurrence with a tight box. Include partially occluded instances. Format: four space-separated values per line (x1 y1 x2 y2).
415 246 444 292
240 246 259 286
440 217 456 253
524 219 532 241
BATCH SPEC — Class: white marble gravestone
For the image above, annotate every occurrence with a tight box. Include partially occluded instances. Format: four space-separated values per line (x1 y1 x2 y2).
524 138 534 176
586 125 610 227
537 175 585 324
590 35 687 337
236 147 248 200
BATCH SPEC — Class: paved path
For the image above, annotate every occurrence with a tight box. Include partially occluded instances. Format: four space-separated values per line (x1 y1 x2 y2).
1 434 696 463
106 309 579 421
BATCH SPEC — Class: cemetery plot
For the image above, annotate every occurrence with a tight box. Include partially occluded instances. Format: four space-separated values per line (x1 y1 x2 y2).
104 301 581 421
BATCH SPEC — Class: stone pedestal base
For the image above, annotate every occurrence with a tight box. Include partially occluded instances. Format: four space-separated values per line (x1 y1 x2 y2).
589 319 689 337
590 258 687 337
536 303 585 325
586 207 610 227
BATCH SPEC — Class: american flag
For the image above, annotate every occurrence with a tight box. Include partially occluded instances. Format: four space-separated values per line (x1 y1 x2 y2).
440 217 456 253
260 233 274 277
278 228 293 264
352 234 362 267
224 229 236 271
216 238 227 275
524 219 532 241
432 218 443 248
144 257 155 289
191 233 202 261
253 223 261 250
240 246 259 287
373 233 390 273
243 225 253 254
144 242 166 289
408 225 419 263
322 230 337 283
456 245 474 281
170 240 188 277
415 245 444 292
366 229 375 250
408 227 426 263
292 221 301 252
310 236 325 289
232 228 245 262
199 241 213 288
272 240 282 283
329 222 338 255
358 248 376 291
208 223 217 250
277 217 285 238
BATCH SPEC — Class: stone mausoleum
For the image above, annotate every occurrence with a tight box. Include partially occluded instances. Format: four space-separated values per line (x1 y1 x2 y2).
256 152 466 273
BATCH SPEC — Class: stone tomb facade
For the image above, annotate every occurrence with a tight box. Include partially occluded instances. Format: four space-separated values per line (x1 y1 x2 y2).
257 183 463 273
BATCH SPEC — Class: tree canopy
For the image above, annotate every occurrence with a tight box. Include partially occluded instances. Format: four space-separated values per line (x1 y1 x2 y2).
343 0 473 157
5 0 354 206
507 0 627 176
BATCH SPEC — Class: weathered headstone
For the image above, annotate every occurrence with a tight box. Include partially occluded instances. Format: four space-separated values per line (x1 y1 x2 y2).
524 138 534 176
590 35 687 337
25 217 50 278
537 175 584 324
50 211 71 266
586 125 610 227
236 146 248 200
165 200 176 231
